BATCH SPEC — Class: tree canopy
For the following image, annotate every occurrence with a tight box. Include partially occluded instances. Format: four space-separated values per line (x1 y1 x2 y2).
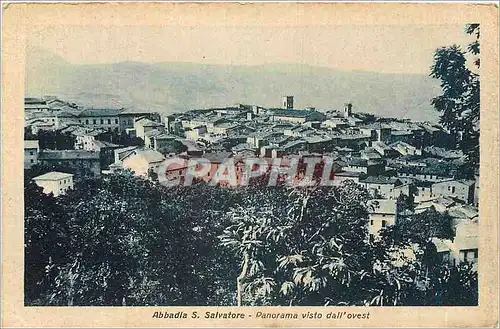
430 24 480 178
25 173 477 306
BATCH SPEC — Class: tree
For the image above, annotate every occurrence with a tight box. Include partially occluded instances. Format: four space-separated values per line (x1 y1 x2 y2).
25 172 238 306
25 172 478 307
386 207 454 248
33 130 76 150
430 24 480 178
220 181 409 306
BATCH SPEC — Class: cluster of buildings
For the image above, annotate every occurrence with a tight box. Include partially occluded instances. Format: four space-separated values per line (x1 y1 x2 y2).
25 95 479 270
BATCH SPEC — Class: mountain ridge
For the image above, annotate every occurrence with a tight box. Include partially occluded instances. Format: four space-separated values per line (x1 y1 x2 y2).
26 47 442 122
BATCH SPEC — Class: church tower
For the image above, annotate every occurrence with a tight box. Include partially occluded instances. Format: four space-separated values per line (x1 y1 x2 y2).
343 103 352 118
281 96 294 109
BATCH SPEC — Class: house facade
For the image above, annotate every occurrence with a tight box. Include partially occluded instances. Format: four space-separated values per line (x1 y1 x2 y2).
32 171 74 197
432 179 476 204
24 140 39 169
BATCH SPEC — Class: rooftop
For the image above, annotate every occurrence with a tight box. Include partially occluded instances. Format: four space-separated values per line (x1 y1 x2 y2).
367 199 397 214
33 171 73 181
271 109 323 118
24 140 39 149
203 151 233 163
135 118 163 127
131 149 165 164
78 108 124 117
25 98 46 105
38 150 100 160
93 140 122 149
360 176 400 185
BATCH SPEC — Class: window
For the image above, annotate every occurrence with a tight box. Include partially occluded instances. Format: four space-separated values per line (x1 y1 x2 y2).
78 119 82 123
101 119 104 124
93 119 96 124
59 181 62 185
29 151 34 155
370 220 373 225
108 119 111 124
30 159 34 163
178 170 182 174
382 220 387 227
85 119 89 124
452 186 456 193
115 119 118 124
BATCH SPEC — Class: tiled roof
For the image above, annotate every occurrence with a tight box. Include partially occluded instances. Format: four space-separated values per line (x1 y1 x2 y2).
33 171 73 181
144 129 163 138
335 171 364 177
25 98 46 105
133 149 165 164
360 176 399 185
272 109 323 118
154 134 176 140
38 150 100 160
359 122 391 130
367 199 397 214
203 151 233 163
93 140 121 149
24 140 39 149
346 157 368 167
78 108 124 117
135 117 163 127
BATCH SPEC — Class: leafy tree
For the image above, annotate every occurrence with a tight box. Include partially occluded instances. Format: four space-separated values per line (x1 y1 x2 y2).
25 172 478 307
220 181 407 306
430 24 480 178
34 130 76 150
98 130 144 147
396 191 415 213
25 172 238 306
387 207 454 247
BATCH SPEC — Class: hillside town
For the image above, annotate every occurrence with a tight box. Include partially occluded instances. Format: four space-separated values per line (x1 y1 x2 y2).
24 94 479 273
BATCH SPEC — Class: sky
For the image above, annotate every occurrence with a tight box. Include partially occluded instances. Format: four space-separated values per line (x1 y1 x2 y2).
27 24 475 75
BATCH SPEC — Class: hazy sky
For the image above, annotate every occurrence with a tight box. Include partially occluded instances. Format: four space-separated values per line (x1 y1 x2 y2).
28 24 474 75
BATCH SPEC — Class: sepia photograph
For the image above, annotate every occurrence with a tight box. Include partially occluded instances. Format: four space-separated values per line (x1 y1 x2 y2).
2 2 499 328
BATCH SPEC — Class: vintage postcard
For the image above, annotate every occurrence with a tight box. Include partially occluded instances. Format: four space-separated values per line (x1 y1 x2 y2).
1 2 499 328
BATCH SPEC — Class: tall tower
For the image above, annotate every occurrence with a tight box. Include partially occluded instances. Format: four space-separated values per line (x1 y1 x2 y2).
281 96 294 109
343 103 352 118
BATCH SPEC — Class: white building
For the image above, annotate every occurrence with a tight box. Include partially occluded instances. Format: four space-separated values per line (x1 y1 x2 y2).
121 148 166 177
32 171 74 197
431 219 478 271
367 199 397 240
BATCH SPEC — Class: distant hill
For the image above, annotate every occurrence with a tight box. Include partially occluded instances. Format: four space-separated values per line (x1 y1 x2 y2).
26 47 442 122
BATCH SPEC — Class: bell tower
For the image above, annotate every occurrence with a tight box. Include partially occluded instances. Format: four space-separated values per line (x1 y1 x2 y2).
281 95 294 109
343 103 352 118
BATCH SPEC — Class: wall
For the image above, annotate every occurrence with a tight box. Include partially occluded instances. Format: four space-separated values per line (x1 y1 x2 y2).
433 181 474 204
24 148 38 169
34 176 73 197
